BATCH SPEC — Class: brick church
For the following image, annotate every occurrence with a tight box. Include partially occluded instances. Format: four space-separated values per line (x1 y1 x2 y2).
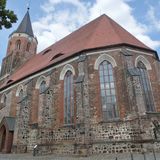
0 9 160 156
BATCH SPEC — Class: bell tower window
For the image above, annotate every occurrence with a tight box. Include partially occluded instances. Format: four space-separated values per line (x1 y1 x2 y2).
26 42 31 52
39 81 47 93
16 40 21 50
8 42 12 53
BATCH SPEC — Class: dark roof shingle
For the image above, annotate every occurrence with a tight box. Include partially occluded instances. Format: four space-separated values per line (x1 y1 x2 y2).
13 11 34 37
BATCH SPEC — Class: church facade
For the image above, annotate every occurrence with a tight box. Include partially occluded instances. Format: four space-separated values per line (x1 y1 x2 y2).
0 10 160 156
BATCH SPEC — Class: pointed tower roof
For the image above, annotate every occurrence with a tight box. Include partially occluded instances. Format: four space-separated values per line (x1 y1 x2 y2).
14 10 34 37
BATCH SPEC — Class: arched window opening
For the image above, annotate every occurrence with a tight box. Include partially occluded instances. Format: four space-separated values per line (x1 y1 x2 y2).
99 60 118 121
42 49 52 55
51 53 64 61
8 42 12 53
7 80 13 84
1 94 7 107
26 42 31 52
137 61 155 112
3 95 7 106
60 64 75 80
39 81 46 93
16 40 21 50
64 71 74 124
19 89 24 102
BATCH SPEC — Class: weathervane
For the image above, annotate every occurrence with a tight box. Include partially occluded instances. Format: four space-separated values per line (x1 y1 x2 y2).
27 0 31 11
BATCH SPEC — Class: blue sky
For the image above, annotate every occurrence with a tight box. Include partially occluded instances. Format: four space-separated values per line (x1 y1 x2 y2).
0 0 160 66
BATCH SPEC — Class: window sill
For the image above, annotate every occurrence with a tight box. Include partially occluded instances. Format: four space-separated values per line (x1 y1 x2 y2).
146 111 160 115
40 87 49 94
99 118 122 124
30 123 38 129
62 124 75 128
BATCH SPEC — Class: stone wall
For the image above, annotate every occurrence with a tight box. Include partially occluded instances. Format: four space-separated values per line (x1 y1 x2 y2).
0 47 160 156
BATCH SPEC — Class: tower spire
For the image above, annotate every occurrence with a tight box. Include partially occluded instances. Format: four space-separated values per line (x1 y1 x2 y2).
13 9 34 37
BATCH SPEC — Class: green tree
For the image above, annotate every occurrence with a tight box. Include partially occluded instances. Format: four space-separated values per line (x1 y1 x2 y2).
0 0 17 29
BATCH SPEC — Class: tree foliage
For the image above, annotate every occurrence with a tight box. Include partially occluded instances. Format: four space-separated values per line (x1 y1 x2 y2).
0 0 17 29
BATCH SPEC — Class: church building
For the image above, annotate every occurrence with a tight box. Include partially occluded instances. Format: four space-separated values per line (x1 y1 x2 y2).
0 9 160 156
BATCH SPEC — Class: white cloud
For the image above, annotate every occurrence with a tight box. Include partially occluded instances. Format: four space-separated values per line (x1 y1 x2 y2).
136 35 160 49
88 0 160 49
89 0 148 35
33 0 89 52
147 6 160 32
32 0 160 53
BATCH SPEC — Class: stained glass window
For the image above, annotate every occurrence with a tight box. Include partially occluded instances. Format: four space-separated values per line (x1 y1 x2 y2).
39 81 46 93
64 71 74 124
16 40 21 50
26 42 31 52
19 89 24 101
3 94 7 107
137 61 155 112
99 60 118 120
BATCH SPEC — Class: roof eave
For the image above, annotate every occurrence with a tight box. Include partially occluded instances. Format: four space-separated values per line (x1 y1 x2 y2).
0 43 158 91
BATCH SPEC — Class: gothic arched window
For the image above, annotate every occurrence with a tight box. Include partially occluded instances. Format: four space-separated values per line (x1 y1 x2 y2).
16 40 21 50
64 71 74 124
26 42 31 52
1 94 7 107
19 89 24 101
137 61 155 112
39 80 46 93
3 95 7 106
99 60 118 121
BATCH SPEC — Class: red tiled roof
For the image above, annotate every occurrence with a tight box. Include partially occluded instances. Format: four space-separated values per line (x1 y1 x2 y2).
1 14 155 88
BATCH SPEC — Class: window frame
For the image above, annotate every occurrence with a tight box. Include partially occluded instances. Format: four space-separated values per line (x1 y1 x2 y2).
137 61 155 112
26 42 31 52
39 80 47 94
1 94 7 109
98 60 119 121
16 40 21 50
64 70 74 125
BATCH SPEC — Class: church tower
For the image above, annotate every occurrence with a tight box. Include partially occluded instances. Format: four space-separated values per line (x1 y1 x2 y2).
0 9 37 78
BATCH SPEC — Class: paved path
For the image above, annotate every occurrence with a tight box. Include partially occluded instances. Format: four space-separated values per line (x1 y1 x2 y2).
0 153 160 160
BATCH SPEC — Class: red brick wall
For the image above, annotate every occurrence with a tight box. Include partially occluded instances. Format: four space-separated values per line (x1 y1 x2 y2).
30 89 39 124
10 89 17 117
6 35 37 57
